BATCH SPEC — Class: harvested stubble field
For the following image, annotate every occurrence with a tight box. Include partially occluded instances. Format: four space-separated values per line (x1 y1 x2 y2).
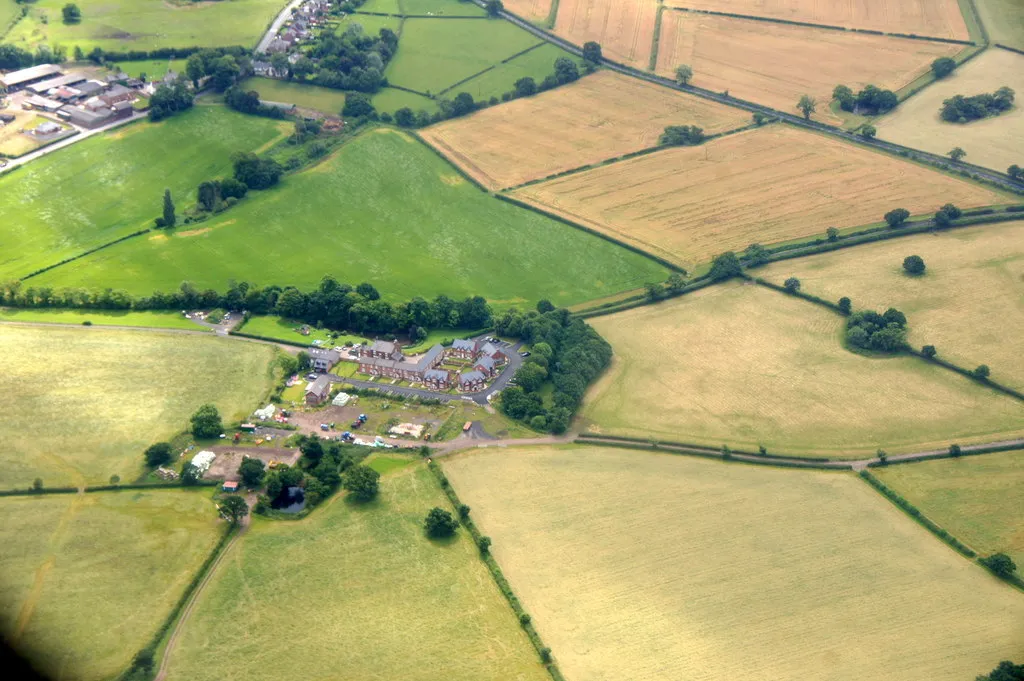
420 70 749 189
761 220 1024 391
503 0 554 23
443 445 1024 681
512 125 1008 270
877 48 1024 174
0 325 277 488
655 11 960 123
662 0 969 40
0 489 223 681
875 450 1024 567
163 464 547 681
553 0 659 69
582 283 1024 457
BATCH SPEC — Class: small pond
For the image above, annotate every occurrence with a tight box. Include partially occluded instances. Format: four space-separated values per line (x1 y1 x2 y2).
271 486 306 513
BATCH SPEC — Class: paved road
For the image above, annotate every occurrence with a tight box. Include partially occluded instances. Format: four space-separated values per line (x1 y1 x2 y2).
0 110 146 176
256 0 305 53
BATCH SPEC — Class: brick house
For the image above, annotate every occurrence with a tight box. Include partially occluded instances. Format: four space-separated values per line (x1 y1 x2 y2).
479 342 506 364
473 355 497 377
305 375 332 405
359 344 445 382
448 338 478 359
359 340 403 360
423 368 451 390
309 348 341 372
458 370 485 392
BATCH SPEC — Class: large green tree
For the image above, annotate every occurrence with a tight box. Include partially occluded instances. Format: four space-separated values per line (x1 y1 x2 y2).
219 495 249 524
424 507 458 538
144 442 173 467
342 464 380 502
190 404 223 439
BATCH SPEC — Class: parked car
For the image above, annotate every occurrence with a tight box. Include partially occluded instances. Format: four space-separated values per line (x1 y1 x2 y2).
519 351 531 357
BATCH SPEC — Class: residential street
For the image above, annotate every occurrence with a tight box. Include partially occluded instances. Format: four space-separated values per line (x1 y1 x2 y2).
256 0 306 53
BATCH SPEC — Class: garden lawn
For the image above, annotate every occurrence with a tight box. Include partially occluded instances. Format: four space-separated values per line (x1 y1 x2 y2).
0 325 277 488
4 0 288 52
162 464 548 681
239 315 367 346
446 43 575 101
0 489 223 681
443 445 1024 681
34 129 668 307
583 282 1024 457
112 60 185 79
372 86 439 113
0 307 201 330
237 77 347 114
385 18 542 94
0 105 290 281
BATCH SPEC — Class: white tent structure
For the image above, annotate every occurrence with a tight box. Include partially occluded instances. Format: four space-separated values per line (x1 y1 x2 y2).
190 450 216 474
253 404 275 420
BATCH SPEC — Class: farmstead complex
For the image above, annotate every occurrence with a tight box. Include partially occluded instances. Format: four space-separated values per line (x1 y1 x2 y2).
0 0 1022 679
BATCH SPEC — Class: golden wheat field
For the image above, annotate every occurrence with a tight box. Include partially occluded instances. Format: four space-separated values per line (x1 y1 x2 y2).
655 11 960 122
503 0 553 22
582 282 1024 456
419 70 749 189
553 0 659 69
443 445 1024 681
878 48 1024 173
662 0 969 39
512 125 1009 270
761 220 1024 391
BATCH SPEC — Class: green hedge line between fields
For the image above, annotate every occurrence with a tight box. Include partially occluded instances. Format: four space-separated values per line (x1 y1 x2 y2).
410 130 492 193
577 432 840 462
0 487 78 497
866 441 1024 468
85 480 220 493
858 471 977 558
905 348 1024 403
995 44 1024 56
744 275 844 313
21 228 151 282
228 329 310 348
574 437 849 469
426 460 567 681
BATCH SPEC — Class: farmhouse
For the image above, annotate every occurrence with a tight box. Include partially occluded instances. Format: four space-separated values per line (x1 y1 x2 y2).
0 64 63 92
308 347 341 372
305 374 332 405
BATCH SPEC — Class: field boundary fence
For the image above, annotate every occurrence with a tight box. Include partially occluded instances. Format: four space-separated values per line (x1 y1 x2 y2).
410 130 493 191
20 228 151 282
994 43 1024 56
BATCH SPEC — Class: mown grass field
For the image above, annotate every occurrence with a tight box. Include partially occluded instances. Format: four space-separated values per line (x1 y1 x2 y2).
34 129 668 307
355 0 401 13
443 445 1024 681
421 69 749 189
440 43 574 103
976 0 1024 48
0 307 201 330
403 0 487 15
4 0 287 52
663 0 969 39
553 0 658 70
583 282 1024 457
113 59 186 79
372 86 440 113
877 48 1024 173
385 17 542 94
0 0 19 32
512 125 1010 270
237 77 347 114
655 11 959 123
0 325 277 488
335 12 403 36
876 451 1024 567
163 464 548 681
239 314 368 346
0 105 289 281
0 489 223 681
760 220 1024 391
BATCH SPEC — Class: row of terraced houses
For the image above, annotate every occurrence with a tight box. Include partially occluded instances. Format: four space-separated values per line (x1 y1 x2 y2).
357 339 507 392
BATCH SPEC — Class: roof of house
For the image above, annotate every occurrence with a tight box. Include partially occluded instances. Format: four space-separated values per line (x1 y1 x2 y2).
480 342 501 357
223 480 239 489
424 369 449 382
309 348 341 362
306 375 332 395
360 344 445 375
459 370 485 385
451 338 476 351
475 355 496 371
0 64 62 88
370 340 399 355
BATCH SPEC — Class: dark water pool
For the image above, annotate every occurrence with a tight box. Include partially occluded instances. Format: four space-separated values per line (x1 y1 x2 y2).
271 486 306 513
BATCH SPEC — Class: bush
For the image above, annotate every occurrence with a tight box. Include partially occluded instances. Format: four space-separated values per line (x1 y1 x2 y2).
659 125 705 146
979 552 1017 579
902 255 925 275
949 443 961 457
973 364 991 380
479 535 492 554
424 507 458 538
931 57 956 79
144 442 173 467
190 404 222 439
884 208 910 228
837 297 852 315
921 344 936 358
783 277 801 293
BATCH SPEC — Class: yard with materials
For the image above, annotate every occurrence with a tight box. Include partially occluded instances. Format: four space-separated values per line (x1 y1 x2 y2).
512 125 1009 271
0 105 290 281
420 69 750 190
236 77 347 114
582 282 1024 457
875 450 1024 568
0 324 277 488
33 129 669 307
0 489 223 681
655 11 959 123
876 48 1024 174
3 0 288 52
553 0 658 69
760 220 1024 391
0 111 63 157
443 445 1024 681
162 464 548 681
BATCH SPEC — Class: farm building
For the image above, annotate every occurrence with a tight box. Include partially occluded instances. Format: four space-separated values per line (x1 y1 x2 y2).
222 481 239 492
0 64 63 92
309 347 341 372
305 375 332 404
26 72 87 95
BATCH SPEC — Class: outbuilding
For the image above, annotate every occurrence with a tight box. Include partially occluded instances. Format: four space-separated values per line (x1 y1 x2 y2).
222 480 239 492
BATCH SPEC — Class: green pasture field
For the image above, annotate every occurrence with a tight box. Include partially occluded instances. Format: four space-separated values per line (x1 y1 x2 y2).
0 489 223 681
0 324 277 488
354 0 402 13
447 43 572 100
876 451 1024 568
443 445 1024 681
112 59 185 79
237 77 347 114
162 464 548 681
238 315 360 346
336 12 403 36
975 0 1024 48
759 220 1024 392
365 453 416 474
385 18 541 94
372 86 439 113
0 0 19 33
34 129 668 307
4 0 288 53
583 282 1024 457
402 0 487 15
0 307 201 330
0 105 290 281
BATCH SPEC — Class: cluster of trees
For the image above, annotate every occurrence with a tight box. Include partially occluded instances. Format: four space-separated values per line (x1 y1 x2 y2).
183 48 251 91
933 202 961 227
148 77 194 122
307 24 399 93
224 86 287 119
195 176 248 213
833 84 898 114
494 305 612 433
0 43 62 70
941 87 1015 123
659 125 705 146
845 308 908 352
976 661 1024 681
979 553 1018 580
232 151 283 190
84 44 249 66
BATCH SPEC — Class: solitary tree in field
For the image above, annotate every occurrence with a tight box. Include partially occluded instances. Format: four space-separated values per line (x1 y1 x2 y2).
486 0 503 17
797 94 817 120
902 255 925 275
32 478 44 491
190 403 222 439
162 188 176 228
424 507 458 538
876 449 888 465
144 442 173 467
343 464 380 502
783 277 801 293
62 3 82 24
884 208 910 228
675 64 693 85
219 495 249 525
980 552 1017 579
931 57 957 79
582 41 602 66
947 146 967 162
973 364 991 380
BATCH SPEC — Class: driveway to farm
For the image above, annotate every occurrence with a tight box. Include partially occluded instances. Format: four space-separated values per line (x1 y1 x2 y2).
256 0 305 53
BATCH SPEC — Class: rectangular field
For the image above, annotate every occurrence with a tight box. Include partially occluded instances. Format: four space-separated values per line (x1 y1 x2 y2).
162 464 548 681
237 77 347 114
512 125 1010 270
439 43 576 102
372 86 439 114
0 325 277 488
760 220 1024 392
0 489 223 681
443 445 1024 681
875 451 1024 568
553 0 659 69
334 12 404 36
402 0 488 15
503 0 554 23
583 282 1024 457
655 11 960 122
421 69 750 189
0 307 201 330
976 0 1024 48
662 0 969 40
877 48 1024 174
